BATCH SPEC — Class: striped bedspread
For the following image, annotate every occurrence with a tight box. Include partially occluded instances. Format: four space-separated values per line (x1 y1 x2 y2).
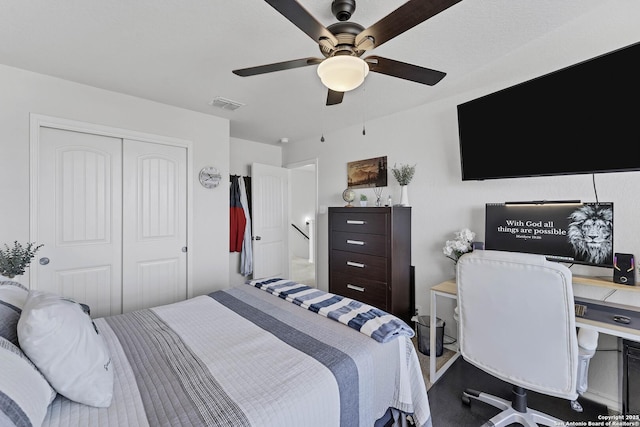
42 284 431 427
248 278 415 343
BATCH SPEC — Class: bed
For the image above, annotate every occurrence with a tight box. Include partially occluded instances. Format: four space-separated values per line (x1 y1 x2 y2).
1 278 431 427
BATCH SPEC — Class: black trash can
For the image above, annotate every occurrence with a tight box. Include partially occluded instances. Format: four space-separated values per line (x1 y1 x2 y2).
416 315 445 357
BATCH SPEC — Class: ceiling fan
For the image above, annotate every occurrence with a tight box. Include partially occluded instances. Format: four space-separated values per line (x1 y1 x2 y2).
232 0 462 106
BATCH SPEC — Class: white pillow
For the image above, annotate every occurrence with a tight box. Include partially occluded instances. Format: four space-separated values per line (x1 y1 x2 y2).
17 290 114 407
0 337 56 427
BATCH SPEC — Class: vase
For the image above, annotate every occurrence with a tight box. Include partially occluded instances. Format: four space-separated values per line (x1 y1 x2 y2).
360 201 367 207
400 185 409 206
0 274 20 283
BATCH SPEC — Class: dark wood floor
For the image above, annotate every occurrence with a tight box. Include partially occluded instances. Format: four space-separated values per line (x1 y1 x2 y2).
428 357 610 426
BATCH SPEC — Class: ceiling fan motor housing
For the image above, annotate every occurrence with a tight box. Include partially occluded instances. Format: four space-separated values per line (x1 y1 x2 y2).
331 0 356 21
321 21 365 57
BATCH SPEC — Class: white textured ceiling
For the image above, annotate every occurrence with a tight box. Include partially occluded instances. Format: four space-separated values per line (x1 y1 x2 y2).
0 0 606 144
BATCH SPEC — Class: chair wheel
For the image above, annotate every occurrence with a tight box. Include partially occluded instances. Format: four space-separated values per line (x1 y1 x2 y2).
462 394 471 406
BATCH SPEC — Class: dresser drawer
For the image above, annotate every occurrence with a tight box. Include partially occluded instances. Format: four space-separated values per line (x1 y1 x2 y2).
331 231 387 257
330 212 387 235
330 250 386 280
330 271 387 310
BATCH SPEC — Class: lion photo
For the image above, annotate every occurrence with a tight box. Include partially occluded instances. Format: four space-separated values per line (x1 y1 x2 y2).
567 204 613 265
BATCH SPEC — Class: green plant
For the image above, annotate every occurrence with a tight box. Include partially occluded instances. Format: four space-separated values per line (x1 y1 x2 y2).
391 163 416 186
360 194 368 201
0 241 43 278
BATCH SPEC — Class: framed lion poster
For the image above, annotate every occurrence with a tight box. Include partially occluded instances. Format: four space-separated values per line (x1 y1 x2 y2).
484 201 613 267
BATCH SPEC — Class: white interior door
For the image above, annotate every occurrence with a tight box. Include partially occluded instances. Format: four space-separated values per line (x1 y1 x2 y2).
35 127 123 317
252 163 289 280
122 139 187 312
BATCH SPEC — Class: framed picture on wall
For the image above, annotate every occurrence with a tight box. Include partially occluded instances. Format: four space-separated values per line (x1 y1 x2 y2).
347 156 388 189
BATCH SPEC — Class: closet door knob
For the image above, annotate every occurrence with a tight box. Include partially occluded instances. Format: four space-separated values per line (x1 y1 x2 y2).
39 257 50 265
254 236 262 241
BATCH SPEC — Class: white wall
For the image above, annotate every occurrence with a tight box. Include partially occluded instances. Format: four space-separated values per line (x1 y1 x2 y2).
228 137 282 286
229 137 282 177
282 2 640 411
0 64 230 297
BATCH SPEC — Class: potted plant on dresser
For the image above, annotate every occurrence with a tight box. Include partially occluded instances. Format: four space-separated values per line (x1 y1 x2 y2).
391 163 416 206
360 194 368 207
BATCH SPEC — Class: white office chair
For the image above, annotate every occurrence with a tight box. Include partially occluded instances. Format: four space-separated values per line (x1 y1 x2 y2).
456 250 598 426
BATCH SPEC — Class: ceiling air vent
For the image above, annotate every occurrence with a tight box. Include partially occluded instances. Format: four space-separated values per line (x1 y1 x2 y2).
208 97 245 111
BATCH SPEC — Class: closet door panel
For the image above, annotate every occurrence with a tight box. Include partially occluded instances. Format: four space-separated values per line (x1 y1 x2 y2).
137 258 181 309
35 127 123 317
122 139 187 313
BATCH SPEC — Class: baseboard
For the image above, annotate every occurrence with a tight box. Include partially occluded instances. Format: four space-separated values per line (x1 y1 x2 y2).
581 390 620 414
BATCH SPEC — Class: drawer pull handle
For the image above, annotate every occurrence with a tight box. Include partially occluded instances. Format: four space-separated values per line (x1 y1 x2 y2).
346 261 365 268
347 284 365 292
346 220 365 225
346 239 365 246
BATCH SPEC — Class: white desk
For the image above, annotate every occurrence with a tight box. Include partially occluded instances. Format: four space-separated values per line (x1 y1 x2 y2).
429 276 640 384
429 280 460 383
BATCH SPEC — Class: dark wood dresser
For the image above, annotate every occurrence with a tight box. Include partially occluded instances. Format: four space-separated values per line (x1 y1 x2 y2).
328 206 412 324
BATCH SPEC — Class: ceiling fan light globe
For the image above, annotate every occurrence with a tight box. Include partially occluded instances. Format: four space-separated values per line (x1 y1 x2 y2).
317 56 369 92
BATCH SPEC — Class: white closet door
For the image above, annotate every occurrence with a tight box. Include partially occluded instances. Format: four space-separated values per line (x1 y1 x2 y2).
122 139 187 312
36 127 123 317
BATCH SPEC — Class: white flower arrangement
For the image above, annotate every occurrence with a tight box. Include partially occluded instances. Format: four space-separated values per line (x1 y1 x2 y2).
442 228 476 263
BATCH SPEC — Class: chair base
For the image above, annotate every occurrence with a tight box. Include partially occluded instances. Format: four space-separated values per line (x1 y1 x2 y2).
462 387 566 427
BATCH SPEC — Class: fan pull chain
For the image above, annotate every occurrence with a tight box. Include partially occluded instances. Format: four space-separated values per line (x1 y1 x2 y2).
319 88 325 142
318 85 325 142
362 86 367 136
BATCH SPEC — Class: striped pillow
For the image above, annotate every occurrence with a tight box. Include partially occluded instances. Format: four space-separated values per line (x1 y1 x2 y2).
0 281 28 346
0 337 56 427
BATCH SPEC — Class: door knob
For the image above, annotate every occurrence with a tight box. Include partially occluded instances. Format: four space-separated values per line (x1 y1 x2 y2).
39 257 50 265
254 236 262 241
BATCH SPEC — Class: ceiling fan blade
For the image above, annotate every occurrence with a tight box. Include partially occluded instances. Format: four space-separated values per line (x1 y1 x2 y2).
366 56 446 86
326 89 344 106
264 0 339 48
355 0 462 50
233 57 323 77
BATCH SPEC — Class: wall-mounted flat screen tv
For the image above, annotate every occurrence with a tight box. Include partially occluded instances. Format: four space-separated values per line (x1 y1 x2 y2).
485 202 613 268
458 41 640 181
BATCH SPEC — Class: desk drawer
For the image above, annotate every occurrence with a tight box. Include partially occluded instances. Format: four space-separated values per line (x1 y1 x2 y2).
331 231 387 257
331 212 387 234
330 250 386 280
330 271 387 310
